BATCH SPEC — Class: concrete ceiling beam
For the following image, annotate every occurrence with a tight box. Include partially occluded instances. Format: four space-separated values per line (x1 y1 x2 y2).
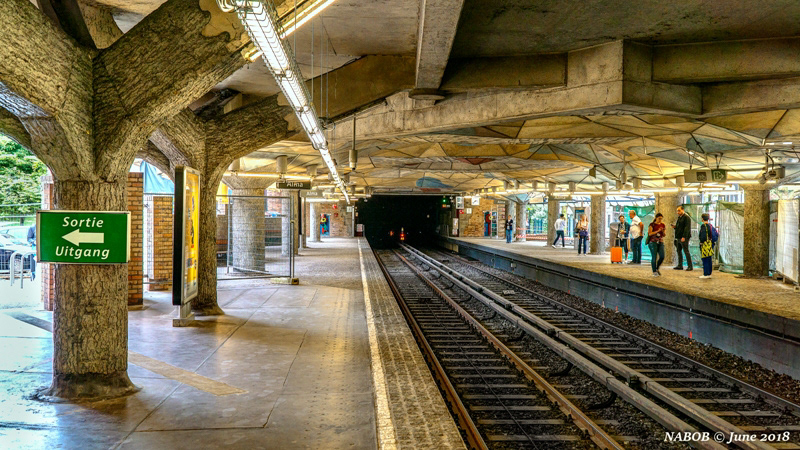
330 40 701 141
411 0 465 97
702 77 800 117
308 55 415 121
440 54 565 92
654 38 800 84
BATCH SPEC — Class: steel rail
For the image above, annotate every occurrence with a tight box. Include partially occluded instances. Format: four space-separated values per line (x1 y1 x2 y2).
373 249 486 450
392 249 623 450
441 249 800 416
400 243 728 450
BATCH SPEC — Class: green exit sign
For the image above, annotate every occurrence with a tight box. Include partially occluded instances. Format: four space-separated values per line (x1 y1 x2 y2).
37 211 131 264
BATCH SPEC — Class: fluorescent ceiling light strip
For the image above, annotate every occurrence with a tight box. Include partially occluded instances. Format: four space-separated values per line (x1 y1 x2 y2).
280 0 337 38
235 0 348 203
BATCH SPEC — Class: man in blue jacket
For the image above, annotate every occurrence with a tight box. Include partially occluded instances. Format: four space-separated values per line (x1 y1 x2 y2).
672 205 693 271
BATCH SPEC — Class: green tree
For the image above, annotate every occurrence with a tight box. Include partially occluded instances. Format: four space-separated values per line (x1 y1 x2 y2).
0 137 46 220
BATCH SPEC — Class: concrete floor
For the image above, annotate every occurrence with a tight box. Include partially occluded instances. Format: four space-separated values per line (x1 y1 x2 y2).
454 237 800 322
0 238 462 450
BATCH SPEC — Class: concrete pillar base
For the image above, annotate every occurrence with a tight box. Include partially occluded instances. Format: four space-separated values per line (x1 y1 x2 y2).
743 187 770 277
590 195 606 254
655 193 680 266
547 196 559 245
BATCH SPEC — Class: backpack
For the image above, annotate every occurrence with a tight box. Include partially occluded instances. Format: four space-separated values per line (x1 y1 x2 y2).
710 225 718 244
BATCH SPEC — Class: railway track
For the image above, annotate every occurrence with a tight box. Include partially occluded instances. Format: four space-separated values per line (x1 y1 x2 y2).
375 247 727 449
395 243 800 450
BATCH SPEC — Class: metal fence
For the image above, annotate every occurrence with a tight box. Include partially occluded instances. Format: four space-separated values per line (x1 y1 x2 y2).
143 193 174 288
217 194 294 280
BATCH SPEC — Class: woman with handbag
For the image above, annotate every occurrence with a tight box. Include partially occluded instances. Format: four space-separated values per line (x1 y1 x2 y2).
647 213 667 276
698 213 717 279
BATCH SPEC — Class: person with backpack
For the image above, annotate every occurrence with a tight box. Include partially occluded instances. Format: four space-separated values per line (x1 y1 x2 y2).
647 213 667 276
552 214 566 248
698 213 718 279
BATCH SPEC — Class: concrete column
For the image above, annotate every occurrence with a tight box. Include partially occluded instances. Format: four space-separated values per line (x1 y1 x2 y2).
231 188 266 273
340 201 354 238
743 187 770 277
516 200 527 242
547 196 559 245
310 201 321 242
292 191 300 255
300 198 307 249
505 199 516 240
590 194 606 254
655 193 680 266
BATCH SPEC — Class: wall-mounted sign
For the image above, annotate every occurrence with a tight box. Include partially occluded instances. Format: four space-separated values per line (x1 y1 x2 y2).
466 208 472 214
455 196 464 209
346 206 354 212
300 190 323 198
173 166 200 306
276 180 311 190
37 211 131 264
471 196 480 206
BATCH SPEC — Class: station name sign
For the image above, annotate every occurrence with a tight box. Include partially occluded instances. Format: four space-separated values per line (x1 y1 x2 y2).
37 211 131 264
276 180 311 190
300 190 323 198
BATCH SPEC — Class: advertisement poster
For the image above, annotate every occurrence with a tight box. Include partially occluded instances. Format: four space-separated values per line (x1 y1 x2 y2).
184 170 199 301
173 166 201 306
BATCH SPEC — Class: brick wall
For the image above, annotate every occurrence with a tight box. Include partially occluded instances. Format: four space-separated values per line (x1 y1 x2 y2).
460 197 506 237
41 176 55 311
127 173 143 306
310 201 349 237
148 195 173 291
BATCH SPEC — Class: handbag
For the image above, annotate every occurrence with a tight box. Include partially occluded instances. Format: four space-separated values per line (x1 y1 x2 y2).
700 224 714 258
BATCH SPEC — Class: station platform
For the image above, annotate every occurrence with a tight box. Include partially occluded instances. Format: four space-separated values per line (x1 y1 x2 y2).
0 238 463 450
441 237 800 379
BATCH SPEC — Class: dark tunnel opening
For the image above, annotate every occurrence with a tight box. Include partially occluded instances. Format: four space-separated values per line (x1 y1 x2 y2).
356 195 445 249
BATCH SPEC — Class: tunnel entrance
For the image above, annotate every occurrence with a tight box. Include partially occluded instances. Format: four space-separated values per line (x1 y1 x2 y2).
356 195 444 249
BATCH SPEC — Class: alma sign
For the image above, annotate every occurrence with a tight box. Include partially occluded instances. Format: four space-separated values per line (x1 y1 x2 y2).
37 211 131 264
276 180 311 190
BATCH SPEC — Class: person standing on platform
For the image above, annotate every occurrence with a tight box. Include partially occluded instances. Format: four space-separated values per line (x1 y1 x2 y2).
484 211 491 237
628 210 643 264
505 215 514 243
576 214 589 255
26 224 36 281
552 214 566 248
647 213 667 276
614 214 630 263
672 205 693 271
698 213 717 279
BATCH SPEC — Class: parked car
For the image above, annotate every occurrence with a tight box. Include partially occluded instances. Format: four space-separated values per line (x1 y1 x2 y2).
0 234 33 273
0 225 31 244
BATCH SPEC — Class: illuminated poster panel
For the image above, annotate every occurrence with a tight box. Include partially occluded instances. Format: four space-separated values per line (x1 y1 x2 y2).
173 166 201 306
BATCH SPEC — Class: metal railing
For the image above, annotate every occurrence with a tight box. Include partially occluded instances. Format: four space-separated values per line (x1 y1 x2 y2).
217 194 294 280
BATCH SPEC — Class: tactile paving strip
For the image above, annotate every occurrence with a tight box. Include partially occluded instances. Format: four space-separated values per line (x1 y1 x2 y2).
358 239 466 450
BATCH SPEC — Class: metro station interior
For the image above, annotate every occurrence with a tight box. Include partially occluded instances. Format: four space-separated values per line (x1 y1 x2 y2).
3 0 800 449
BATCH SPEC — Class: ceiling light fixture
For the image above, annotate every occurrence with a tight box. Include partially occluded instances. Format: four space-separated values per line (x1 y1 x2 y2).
217 0 348 203
280 0 337 38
